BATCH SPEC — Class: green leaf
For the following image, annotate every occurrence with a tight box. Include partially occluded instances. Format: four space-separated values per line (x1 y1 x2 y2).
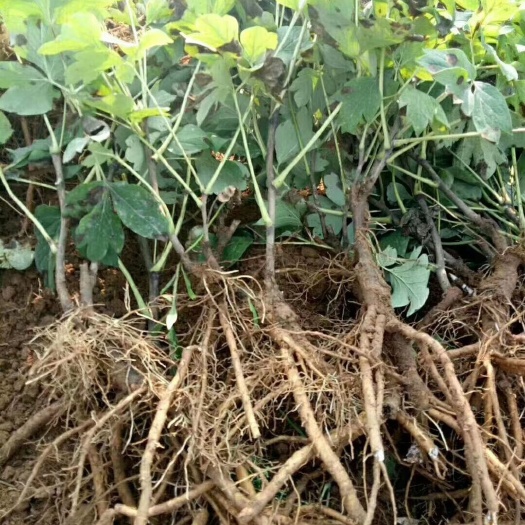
34 204 61 286
307 213 344 237
109 183 170 239
356 18 405 53
0 83 60 116
168 124 209 156
476 139 507 180
85 93 135 119
145 0 173 24
275 107 314 165
451 179 482 200
75 193 124 262
470 0 519 39
5 18 63 82
38 13 103 54
0 62 46 88
386 181 411 204
263 200 305 230
240 26 277 64
338 77 381 134
399 87 449 135
376 245 397 268
0 111 13 144
222 235 253 266
82 143 114 168
53 0 115 24
63 137 90 164
379 247 430 316
185 14 238 50
194 155 248 194
470 81 512 143
275 119 299 165
0 1 41 33
65 181 106 219
186 0 235 15
418 49 476 96
309 0 357 57
482 41 517 82
196 88 221 126
125 135 146 172
318 43 354 71
65 48 122 85
135 28 173 59
129 107 170 125
324 173 345 207
275 26 313 66
380 230 410 258
290 68 317 108
8 138 52 168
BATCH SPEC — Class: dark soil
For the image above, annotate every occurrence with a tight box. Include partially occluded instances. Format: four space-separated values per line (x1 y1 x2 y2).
0 196 131 524
0 269 61 524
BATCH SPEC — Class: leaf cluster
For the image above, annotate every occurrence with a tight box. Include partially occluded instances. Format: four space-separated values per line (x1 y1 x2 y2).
0 0 524 315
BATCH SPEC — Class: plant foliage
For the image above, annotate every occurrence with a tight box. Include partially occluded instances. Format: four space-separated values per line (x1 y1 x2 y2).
0 0 524 316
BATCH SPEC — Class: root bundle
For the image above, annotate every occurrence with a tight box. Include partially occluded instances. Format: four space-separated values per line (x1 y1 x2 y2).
1 254 524 525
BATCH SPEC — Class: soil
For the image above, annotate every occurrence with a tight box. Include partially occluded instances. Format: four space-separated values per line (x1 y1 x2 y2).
0 189 132 523
0 265 135 524
0 269 61 524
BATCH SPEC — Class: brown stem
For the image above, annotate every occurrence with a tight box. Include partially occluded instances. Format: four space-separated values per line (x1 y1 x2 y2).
192 508 209 525
0 401 62 468
385 332 430 410
206 466 265 525
237 444 314 523
169 232 198 274
79 261 98 313
390 321 500 521
357 307 386 461
116 481 215 518
88 444 109 516
52 153 74 312
110 419 136 509
218 304 260 439
416 157 506 254
72 388 146 517
134 348 193 525
417 194 450 293
6 420 93 518
216 218 241 258
281 345 366 523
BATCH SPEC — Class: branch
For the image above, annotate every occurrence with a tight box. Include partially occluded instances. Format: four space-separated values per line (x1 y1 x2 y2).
415 157 506 254
280 345 367 523
0 402 62 468
116 481 215 518
51 153 74 313
417 195 450 293
135 347 194 525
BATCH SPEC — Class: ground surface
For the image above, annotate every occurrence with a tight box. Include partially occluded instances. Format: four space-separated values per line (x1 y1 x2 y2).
0 269 59 524
1 193 524 525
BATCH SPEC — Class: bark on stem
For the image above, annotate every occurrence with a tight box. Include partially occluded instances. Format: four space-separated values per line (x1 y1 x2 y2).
51 153 74 312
